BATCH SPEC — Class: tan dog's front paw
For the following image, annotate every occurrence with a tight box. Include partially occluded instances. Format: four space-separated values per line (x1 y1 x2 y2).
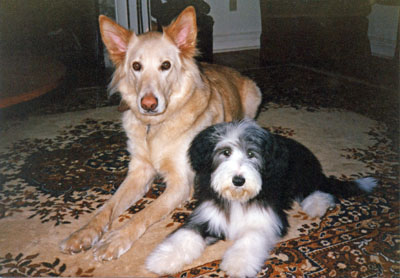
93 230 133 261
60 226 102 254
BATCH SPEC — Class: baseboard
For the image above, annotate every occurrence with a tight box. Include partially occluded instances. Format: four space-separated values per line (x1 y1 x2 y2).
213 31 260 53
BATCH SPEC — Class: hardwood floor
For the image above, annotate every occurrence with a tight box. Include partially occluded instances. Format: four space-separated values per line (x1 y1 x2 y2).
213 49 398 91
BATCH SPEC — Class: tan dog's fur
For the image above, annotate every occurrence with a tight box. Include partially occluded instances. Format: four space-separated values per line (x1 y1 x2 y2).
60 6 261 261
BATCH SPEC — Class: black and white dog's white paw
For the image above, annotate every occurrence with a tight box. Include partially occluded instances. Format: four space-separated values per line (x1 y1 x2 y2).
146 228 206 275
220 231 277 278
220 250 259 278
300 190 336 218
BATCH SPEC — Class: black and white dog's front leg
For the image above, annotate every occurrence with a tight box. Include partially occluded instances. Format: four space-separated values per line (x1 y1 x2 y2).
146 226 207 275
220 230 280 278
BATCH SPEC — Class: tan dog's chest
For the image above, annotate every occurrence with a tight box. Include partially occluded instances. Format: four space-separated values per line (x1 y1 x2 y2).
123 113 194 172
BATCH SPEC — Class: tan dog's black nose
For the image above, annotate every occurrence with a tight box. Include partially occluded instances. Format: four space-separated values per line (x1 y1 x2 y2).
141 94 158 112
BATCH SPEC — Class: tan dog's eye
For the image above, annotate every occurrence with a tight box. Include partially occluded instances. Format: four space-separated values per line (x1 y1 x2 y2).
161 61 171 71
132 62 142 71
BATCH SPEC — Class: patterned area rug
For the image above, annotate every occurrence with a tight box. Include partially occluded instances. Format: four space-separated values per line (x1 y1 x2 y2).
0 102 398 277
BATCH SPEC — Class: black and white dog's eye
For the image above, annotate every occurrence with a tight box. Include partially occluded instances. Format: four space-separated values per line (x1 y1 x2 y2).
132 62 142 71
221 148 231 157
247 151 256 158
161 61 171 71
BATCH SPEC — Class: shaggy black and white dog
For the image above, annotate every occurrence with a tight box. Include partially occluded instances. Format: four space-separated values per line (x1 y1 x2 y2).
146 119 377 277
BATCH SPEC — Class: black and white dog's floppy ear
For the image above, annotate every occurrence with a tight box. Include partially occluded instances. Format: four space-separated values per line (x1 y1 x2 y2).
262 129 289 179
188 125 219 173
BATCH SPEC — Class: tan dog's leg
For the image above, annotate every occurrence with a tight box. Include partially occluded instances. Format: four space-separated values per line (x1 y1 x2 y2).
60 160 156 254
93 160 191 261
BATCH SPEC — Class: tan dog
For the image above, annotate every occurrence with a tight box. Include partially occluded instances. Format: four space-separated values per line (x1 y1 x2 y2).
60 6 261 261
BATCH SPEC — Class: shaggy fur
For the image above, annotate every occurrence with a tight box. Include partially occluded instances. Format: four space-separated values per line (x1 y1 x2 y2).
60 7 261 261
146 120 377 277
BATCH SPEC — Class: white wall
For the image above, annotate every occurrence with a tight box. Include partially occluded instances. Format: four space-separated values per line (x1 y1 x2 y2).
205 0 261 52
368 4 399 58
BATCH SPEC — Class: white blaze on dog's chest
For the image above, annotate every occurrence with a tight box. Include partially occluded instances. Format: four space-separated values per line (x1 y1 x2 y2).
193 201 282 241
227 202 282 240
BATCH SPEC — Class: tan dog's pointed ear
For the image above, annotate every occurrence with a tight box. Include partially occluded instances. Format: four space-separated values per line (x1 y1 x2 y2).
163 6 198 58
99 15 133 66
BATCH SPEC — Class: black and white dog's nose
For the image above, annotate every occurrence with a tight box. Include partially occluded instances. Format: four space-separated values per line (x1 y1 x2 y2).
232 175 245 187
